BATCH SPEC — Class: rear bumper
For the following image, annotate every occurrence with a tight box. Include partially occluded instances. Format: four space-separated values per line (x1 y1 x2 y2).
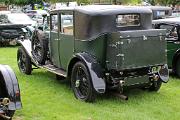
107 64 169 88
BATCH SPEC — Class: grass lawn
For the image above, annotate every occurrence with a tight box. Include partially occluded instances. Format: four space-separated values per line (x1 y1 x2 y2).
0 47 180 120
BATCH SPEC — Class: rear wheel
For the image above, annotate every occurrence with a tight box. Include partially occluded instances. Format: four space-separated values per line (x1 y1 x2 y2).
175 57 180 77
17 46 32 75
71 62 96 102
31 30 48 65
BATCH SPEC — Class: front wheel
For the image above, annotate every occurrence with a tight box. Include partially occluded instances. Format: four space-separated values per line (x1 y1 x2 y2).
71 61 96 102
17 46 32 75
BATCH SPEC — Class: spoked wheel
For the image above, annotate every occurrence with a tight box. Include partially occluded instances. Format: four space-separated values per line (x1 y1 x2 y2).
31 30 48 65
71 62 96 102
17 46 32 75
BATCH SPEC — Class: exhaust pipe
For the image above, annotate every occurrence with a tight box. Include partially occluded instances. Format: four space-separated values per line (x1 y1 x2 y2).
111 92 128 100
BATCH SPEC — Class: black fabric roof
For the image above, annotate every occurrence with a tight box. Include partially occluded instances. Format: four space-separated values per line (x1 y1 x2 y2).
50 5 152 15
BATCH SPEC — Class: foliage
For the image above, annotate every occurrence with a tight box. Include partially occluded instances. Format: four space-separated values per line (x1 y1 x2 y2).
146 0 180 6
77 0 90 5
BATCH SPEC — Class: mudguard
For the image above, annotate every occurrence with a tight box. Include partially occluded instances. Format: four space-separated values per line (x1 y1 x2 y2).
0 65 22 110
75 53 106 93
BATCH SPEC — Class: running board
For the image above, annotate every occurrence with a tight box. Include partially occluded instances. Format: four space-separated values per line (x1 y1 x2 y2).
40 64 67 77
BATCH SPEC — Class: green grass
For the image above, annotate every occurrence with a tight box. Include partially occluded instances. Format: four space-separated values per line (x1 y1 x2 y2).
0 47 180 120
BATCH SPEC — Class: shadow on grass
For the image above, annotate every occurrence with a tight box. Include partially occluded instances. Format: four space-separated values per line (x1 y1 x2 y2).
28 70 166 104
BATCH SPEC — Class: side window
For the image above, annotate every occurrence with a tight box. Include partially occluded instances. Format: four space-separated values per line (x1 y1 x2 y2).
160 25 177 39
60 13 73 35
50 14 58 31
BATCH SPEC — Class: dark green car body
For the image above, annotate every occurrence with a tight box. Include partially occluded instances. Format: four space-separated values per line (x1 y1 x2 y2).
49 5 168 89
18 5 169 101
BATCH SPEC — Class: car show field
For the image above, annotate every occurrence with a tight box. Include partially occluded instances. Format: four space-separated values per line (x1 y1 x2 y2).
0 47 180 120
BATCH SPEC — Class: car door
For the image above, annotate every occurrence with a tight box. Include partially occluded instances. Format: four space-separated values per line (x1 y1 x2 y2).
49 13 61 67
59 12 74 70
159 24 180 67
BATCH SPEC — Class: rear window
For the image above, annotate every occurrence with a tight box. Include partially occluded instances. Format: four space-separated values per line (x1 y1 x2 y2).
116 14 140 27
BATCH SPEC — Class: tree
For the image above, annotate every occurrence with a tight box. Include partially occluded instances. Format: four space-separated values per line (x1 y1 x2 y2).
146 0 180 6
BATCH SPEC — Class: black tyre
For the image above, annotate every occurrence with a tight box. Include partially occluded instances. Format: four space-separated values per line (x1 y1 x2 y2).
175 57 180 77
71 62 96 102
17 46 32 75
31 30 48 65
149 79 162 91
6 110 15 117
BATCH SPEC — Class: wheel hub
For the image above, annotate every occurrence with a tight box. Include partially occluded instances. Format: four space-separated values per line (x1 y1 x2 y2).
75 80 80 87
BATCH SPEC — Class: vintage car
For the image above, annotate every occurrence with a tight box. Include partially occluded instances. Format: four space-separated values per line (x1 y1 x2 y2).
0 65 22 119
17 5 169 102
149 6 172 19
0 12 36 46
0 24 27 46
153 17 180 77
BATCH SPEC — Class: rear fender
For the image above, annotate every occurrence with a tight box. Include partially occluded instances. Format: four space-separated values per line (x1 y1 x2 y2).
0 65 22 110
75 53 106 94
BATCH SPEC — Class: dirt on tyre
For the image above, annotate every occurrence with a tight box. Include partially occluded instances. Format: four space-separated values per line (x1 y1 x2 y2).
31 30 48 65
149 79 162 91
17 46 32 75
71 61 96 102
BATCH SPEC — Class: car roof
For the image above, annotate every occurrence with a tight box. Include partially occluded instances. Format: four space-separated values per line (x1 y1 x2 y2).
145 6 172 11
153 17 180 25
50 5 152 15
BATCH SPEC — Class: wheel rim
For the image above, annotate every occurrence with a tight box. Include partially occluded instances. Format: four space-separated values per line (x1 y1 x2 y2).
32 35 42 61
18 51 26 72
73 66 89 99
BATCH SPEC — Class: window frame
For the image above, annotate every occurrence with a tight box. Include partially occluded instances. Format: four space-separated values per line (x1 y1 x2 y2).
59 11 74 36
50 13 59 32
116 13 141 28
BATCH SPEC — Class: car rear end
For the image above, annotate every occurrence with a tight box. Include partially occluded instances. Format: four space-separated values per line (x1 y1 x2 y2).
104 9 169 90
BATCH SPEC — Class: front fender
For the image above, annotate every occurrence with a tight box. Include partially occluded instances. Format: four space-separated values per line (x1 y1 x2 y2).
75 53 106 93
0 65 22 110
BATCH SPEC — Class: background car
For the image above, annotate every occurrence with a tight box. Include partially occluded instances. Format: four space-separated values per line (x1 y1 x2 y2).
153 17 180 76
26 10 48 26
0 12 37 45
0 64 22 119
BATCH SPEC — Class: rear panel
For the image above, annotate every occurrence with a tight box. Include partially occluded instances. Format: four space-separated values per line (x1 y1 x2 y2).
106 29 167 70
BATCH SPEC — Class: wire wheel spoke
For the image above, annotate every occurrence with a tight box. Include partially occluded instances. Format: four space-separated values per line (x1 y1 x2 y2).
18 53 26 71
75 67 89 98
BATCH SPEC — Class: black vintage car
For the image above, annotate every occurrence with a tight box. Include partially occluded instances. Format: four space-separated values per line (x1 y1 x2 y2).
0 65 22 119
0 24 26 46
147 6 172 19
153 17 180 77
18 5 169 102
